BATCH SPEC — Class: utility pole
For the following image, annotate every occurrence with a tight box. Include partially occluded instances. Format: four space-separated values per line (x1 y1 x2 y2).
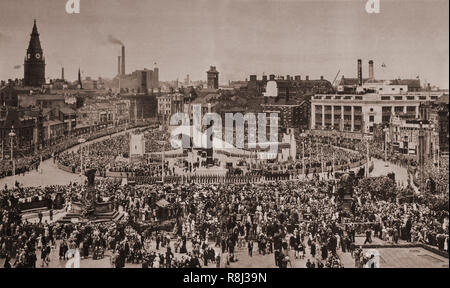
366 138 370 177
384 127 389 167
9 127 16 180
332 151 335 179
418 121 425 193
321 146 324 174
302 142 305 177
78 138 86 177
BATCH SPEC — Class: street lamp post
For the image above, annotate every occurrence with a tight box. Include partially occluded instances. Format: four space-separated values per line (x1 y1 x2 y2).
9 127 16 180
366 138 370 177
302 142 305 178
384 127 389 167
78 138 86 177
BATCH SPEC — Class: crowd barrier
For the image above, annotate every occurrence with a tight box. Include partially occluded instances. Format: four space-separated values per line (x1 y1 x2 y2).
58 158 369 184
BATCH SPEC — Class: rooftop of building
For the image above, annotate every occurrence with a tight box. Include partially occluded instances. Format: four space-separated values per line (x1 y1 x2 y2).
43 119 63 127
58 107 76 115
262 97 305 106
339 77 421 88
312 91 444 101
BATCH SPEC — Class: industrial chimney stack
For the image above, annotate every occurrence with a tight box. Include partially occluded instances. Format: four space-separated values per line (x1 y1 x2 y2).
357 59 362 86
118 56 121 76
369 60 374 80
61 67 64 81
121 46 125 76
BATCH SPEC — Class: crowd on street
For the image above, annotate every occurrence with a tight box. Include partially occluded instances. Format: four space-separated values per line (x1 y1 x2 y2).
1 172 448 268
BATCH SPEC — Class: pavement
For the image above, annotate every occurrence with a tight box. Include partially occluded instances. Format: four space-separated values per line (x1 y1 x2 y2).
336 236 449 268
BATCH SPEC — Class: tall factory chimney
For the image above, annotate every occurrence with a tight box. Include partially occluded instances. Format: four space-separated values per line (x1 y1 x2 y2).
357 59 362 86
121 46 125 76
61 67 64 81
118 56 121 76
369 60 374 80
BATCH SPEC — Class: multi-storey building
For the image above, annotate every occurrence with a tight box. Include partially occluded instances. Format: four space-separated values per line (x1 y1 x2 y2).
207 66 219 90
111 68 159 94
310 92 444 137
248 74 333 97
157 93 186 124
261 99 310 131
76 100 131 130
0 107 43 155
387 115 438 160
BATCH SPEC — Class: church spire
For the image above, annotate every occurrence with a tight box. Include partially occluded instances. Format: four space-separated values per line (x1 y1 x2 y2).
24 19 45 87
27 19 42 52
32 19 39 36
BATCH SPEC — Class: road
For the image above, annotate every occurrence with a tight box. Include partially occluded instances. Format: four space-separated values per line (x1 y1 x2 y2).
0 126 150 189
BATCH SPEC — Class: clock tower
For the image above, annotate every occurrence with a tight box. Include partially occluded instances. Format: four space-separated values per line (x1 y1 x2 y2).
24 19 45 87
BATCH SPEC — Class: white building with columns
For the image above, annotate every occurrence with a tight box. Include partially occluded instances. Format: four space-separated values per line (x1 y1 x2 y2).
310 92 443 135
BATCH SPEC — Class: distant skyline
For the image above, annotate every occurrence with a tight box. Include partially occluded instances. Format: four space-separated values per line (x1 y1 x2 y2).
0 0 448 88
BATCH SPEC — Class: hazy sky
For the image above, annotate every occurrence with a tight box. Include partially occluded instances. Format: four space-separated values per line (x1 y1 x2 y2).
0 0 448 88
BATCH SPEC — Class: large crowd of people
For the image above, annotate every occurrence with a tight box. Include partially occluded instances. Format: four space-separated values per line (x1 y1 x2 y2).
1 122 156 180
1 127 448 269
1 170 448 268
56 128 170 176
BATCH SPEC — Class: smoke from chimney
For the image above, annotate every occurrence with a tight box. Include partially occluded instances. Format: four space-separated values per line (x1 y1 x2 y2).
357 59 362 86
107 35 124 46
369 60 374 80
121 46 125 76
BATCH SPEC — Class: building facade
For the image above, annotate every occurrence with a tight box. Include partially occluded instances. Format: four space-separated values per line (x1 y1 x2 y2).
207 66 219 90
0 108 42 155
310 92 444 135
387 115 438 160
157 93 184 121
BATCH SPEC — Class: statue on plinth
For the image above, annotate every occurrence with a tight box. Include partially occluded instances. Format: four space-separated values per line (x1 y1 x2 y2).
337 172 355 215
82 169 97 217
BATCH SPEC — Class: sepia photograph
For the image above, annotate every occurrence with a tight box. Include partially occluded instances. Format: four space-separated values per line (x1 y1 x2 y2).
0 0 448 273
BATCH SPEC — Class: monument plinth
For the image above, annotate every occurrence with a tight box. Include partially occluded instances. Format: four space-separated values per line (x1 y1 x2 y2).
59 169 123 223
